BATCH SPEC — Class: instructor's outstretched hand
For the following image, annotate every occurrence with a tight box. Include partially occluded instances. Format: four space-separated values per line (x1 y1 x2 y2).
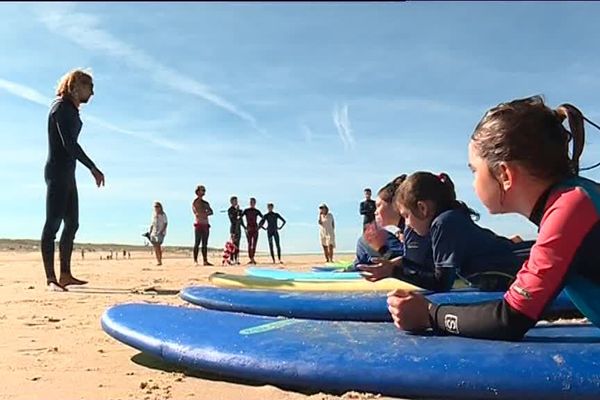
92 167 105 187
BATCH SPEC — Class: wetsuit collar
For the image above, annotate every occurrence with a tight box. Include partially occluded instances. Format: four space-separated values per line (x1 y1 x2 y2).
528 181 564 227
383 225 400 236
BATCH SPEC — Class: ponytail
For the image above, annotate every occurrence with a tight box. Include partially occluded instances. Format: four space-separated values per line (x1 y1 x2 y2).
555 104 584 175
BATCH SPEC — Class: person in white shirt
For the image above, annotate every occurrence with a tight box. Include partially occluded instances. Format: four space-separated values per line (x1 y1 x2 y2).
318 203 335 262
148 201 167 266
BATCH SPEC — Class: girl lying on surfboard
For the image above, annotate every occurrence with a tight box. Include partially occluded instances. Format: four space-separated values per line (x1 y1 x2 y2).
387 95 600 340
350 175 434 274
359 171 532 292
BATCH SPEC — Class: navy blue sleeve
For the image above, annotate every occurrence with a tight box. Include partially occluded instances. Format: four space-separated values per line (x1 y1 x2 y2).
431 213 468 272
393 263 456 291
403 228 434 269
391 224 457 291
351 237 372 270
53 105 97 171
383 233 404 259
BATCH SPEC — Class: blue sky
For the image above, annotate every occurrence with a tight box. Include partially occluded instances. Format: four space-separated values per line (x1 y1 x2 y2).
2 2 600 254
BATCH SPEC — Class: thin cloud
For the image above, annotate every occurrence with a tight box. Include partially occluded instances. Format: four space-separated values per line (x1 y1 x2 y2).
0 78 48 106
0 77 183 151
36 5 265 135
333 103 356 150
83 115 184 152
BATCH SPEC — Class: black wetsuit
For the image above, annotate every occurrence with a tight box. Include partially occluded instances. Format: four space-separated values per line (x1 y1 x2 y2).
193 199 213 264
228 205 243 262
360 199 376 231
241 208 263 260
41 98 100 284
259 212 286 262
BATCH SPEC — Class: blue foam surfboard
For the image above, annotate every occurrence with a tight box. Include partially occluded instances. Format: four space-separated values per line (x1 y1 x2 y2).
180 286 577 321
246 267 362 280
102 303 600 399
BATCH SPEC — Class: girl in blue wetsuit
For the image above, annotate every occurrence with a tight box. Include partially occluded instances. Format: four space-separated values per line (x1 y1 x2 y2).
351 176 434 273
388 95 600 340
360 172 531 292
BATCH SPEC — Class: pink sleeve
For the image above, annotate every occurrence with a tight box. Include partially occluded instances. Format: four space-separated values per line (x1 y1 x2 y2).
504 188 598 319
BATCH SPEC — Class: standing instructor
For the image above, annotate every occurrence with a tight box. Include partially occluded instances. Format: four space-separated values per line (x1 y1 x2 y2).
41 69 105 292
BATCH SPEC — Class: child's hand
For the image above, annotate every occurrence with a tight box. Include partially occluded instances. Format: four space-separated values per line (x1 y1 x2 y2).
387 289 432 332
357 257 396 281
509 234 523 243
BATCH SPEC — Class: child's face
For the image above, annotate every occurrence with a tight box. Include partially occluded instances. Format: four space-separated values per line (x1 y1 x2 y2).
468 141 504 214
375 196 398 227
398 203 431 236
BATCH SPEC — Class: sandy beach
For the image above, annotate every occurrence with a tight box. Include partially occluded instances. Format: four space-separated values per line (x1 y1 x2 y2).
0 247 395 400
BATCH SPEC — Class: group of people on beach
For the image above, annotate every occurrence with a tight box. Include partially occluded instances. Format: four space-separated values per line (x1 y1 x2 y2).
143 189 287 267
41 68 600 342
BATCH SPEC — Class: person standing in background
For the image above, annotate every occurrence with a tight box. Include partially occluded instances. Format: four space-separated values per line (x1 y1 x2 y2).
241 198 263 264
360 188 376 232
259 203 287 264
318 203 336 263
227 196 243 265
148 202 167 266
192 185 213 266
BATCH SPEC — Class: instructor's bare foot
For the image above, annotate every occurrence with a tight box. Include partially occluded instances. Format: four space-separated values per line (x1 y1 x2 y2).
48 281 68 292
59 276 88 287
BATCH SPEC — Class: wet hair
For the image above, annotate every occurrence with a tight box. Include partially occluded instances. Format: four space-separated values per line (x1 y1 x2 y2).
56 68 93 99
395 172 479 220
378 174 407 203
471 95 585 181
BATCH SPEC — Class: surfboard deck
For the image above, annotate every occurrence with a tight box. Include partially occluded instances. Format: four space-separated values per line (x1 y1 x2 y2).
209 272 425 292
246 267 362 280
180 286 577 321
102 303 600 400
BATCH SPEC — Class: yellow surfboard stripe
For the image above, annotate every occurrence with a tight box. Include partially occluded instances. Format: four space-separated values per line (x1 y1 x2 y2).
209 272 426 292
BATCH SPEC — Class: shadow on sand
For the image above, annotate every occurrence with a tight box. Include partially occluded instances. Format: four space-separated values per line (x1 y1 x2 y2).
67 286 180 296
130 352 325 395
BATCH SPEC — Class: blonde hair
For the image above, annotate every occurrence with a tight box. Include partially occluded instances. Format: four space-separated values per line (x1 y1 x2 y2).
55 68 93 99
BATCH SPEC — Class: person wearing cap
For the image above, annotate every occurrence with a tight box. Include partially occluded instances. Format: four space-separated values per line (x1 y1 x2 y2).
318 203 336 262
